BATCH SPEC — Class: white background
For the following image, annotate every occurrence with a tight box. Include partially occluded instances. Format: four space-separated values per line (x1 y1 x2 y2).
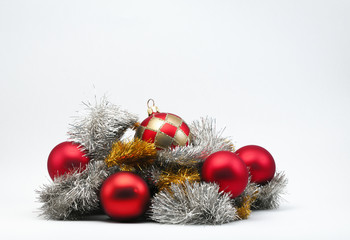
1 0 349 239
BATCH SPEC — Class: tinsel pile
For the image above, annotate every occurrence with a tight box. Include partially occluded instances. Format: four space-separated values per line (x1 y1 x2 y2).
37 97 287 224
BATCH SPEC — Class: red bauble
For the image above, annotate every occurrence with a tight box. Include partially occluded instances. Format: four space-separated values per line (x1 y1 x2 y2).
235 145 276 184
135 112 190 150
47 141 90 180
100 172 150 221
202 151 249 198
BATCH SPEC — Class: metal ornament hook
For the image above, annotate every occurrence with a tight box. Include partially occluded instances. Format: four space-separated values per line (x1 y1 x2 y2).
147 99 160 115
147 99 155 108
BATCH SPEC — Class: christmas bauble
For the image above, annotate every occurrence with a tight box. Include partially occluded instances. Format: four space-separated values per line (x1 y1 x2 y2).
135 112 190 150
100 172 150 221
235 145 276 184
202 151 248 198
47 141 90 180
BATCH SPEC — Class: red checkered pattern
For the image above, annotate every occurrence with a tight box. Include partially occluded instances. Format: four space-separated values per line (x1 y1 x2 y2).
135 112 190 150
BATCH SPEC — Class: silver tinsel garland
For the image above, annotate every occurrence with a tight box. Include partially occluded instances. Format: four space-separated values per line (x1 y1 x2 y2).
68 97 138 161
252 171 288 210
231 176 259 207
37 98 288 223
37 161 115 220
156 117 233 167
150 181 238 225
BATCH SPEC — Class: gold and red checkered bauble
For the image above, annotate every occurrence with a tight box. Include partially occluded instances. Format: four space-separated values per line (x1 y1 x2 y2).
135 112 191 150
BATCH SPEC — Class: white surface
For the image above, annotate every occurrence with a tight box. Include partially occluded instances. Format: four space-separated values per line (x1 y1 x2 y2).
1 0 349 239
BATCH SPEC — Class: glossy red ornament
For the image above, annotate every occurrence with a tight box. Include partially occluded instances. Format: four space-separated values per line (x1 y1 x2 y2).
100 172 150 221
235 145 276 184
202 151 249 198
47 141 90 180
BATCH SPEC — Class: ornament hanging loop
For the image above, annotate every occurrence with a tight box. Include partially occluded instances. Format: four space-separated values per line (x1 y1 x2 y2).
147 99 160 116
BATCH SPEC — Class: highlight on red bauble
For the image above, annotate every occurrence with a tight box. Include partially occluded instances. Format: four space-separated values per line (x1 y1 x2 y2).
47 141 90 180
100 172 150 221
202 151 249 198
235 145 276 184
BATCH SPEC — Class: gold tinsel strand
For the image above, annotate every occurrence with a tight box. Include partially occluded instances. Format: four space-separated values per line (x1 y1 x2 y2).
119 165 136 172
157 167 201 192
105 138 157 169
236 191 259 219
228 142 235 152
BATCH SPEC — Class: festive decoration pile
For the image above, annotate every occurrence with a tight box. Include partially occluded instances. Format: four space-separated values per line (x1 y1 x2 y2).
37 97 287 224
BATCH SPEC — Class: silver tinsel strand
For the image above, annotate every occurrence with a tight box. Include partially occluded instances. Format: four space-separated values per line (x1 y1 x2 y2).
68 97 138 161
150 181 238 225
37 161 118 220
156 117 233 167
232 176 259 207
252 171 288 210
